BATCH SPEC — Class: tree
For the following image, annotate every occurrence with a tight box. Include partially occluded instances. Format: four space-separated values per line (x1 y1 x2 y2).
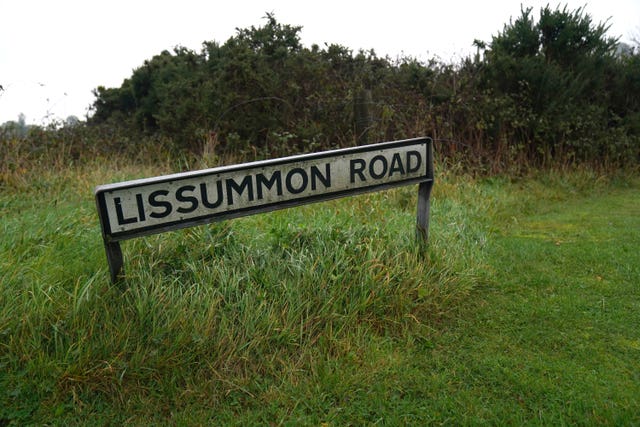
478 5 622 161
89 14 391 153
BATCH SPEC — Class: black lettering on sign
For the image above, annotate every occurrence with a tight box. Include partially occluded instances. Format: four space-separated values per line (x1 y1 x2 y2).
256 171 282 199
311 163 331 190
369 155 388 179
149 190 172 219
114 197 137 225
176 185 198 214
350 159 366 183
389 153 406 176
226 176 254 206
200 181 223 209
98 138 430 240
407 150 422 173
285 168 308 194
136 194 146 221
349 151 423 183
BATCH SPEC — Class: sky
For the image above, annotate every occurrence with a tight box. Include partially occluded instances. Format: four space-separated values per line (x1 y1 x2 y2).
1 0 638 125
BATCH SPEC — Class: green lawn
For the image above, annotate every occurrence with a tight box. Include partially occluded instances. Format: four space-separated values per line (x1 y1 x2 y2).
0 165 638 424
429 181 640 424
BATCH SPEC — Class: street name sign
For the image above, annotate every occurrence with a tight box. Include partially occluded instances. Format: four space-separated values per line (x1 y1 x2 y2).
95 137 434 283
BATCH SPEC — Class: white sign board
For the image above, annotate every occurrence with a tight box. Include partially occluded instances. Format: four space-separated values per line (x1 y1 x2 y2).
95 137 434 282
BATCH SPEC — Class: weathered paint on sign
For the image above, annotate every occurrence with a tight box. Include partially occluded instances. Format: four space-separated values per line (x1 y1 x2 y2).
95 137 434 282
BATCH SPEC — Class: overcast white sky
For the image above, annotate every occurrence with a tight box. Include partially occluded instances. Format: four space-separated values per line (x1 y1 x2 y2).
1 0 638 125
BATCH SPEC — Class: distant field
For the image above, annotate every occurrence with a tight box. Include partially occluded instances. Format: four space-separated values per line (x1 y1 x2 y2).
1 162 638 424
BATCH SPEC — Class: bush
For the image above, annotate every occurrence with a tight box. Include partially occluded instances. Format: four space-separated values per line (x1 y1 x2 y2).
35 9 639 169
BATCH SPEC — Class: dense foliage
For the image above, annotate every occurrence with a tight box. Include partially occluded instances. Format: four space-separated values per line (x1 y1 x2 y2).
4 6 640 171
472 6 639 165
89 14 404 158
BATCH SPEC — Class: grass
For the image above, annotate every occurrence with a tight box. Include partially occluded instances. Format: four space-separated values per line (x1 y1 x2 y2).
454 177 640 424
0 160 638 424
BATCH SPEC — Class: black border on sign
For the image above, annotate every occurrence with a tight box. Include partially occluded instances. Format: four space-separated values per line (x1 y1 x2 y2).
95 137 433 242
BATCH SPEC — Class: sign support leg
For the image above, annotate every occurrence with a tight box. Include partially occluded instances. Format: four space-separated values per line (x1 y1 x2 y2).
416 180 433 242
104 240 124 284
416 139 434 243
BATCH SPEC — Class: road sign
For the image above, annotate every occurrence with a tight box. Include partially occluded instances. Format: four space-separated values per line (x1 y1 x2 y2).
95 137 434 283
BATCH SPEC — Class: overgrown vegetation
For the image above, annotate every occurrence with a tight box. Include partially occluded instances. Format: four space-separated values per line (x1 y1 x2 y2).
1 160 638 424
3 5 638 174
86 7 639 168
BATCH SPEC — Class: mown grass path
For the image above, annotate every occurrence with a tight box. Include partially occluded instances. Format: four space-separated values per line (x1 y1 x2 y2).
429 182 640 424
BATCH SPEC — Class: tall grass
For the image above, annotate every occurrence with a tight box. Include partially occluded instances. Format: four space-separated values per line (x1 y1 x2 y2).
3 142 637 423
0 152 486 422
